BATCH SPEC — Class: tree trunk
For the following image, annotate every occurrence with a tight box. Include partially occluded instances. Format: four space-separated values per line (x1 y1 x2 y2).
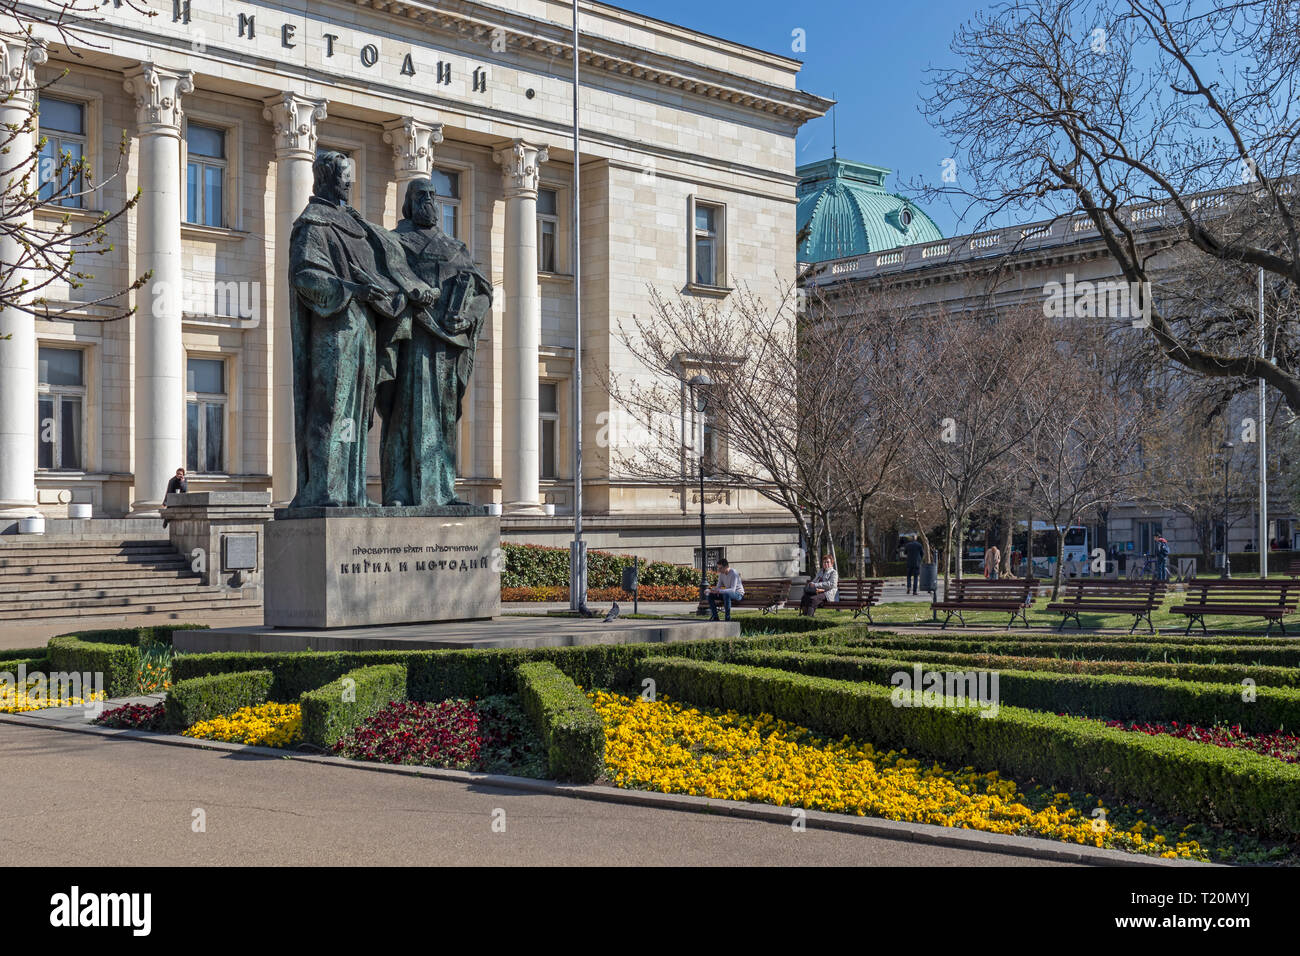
856 504 867 580
1052 528 1066 601
943 515 955 597
1001 505 1014 577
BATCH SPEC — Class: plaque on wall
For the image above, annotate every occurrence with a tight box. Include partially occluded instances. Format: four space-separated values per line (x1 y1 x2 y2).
222 533 258 571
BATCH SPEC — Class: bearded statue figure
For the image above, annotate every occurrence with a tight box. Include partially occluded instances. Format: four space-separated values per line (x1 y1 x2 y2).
377 178 493 506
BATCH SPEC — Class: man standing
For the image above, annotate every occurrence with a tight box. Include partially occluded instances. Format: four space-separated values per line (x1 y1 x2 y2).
380 178 493 506
706 558 744 621
903 534 924 595
287 152 437 508
1155 535 1171 582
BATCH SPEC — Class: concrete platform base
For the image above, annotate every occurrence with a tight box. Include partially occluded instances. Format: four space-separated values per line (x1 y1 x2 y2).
174 615 739 652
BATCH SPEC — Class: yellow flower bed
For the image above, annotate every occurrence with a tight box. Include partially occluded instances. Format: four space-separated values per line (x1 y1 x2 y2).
1 682 104 713
184 703 303 748
590 690 1205 861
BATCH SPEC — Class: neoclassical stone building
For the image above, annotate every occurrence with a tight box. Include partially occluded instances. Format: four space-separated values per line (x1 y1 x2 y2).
800 182 1300 558
0 0 828 572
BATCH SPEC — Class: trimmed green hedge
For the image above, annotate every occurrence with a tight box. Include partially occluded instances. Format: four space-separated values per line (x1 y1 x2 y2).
810 643 1300 688
636 657 1300 838
730 649 1300 733
300 664 408 749
860 636 1300 666
53 625 208 648
501 542 698 589
0 645 50 660
0 656 50 674
170 628 856 702
516 661 605 782
736 615 843 635
47 636 139 698
164 670 274 730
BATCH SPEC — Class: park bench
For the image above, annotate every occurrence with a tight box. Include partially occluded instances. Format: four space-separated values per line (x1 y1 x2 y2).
821 578 885 621
931 578 1038 629
1045 579 1167 634
696 577 794 615
1172 579 1298 635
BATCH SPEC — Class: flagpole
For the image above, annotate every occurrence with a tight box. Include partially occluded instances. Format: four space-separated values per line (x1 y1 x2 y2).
1259 267 1268 576
569 0 587 610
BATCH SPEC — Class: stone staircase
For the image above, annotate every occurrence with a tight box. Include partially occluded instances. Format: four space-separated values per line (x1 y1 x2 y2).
0 533 260 623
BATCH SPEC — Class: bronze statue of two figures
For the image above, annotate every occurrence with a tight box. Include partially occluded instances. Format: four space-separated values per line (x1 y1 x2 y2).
287 151 491 509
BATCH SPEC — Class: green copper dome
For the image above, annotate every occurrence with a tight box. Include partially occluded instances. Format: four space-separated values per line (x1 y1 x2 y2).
796 158 943 264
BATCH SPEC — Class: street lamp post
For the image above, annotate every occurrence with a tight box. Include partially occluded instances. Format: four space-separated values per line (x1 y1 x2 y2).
688 373 712 611
1221 441 1235 579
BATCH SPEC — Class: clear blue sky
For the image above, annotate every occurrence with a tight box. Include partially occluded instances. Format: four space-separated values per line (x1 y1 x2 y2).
611 0 994 237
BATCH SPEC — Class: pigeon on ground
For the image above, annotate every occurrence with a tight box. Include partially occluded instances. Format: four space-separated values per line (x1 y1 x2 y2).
763 601 783 614
603 602 620 622
577 602 596 618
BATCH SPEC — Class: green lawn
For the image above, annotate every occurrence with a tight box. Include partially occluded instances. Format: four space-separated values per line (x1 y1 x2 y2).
743 595 1300 637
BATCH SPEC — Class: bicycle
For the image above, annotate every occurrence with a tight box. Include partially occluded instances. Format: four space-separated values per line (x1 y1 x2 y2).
1126 553 1157 581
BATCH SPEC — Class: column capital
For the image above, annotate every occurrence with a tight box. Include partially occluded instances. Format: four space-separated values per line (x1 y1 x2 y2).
0 34 47 107
262 92 328 161
492 138 549 199
383 116 444 182
123 62 194 137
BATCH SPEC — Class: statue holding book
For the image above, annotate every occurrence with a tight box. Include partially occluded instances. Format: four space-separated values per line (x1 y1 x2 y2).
375 177 493 506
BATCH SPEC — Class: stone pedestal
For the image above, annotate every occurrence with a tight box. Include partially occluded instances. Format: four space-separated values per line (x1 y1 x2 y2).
164 492 274 594
263 506 501 628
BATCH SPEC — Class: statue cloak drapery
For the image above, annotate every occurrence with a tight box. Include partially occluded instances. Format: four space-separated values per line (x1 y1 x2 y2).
288 198 433 508
378 220 492 506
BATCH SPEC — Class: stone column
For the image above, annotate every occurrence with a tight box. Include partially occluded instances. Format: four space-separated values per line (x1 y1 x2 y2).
0 36 46 519
123 63 194 515
382 116 443 187
492 139 548 515
263 92 328 506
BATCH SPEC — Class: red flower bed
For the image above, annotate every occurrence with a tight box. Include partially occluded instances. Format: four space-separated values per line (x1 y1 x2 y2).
501 585 698 602
94 701 166 730
332 697 549 776
1081 715 1300 763
333 699 482 768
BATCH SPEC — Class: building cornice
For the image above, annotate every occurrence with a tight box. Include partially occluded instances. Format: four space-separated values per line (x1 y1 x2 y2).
351 0 832 124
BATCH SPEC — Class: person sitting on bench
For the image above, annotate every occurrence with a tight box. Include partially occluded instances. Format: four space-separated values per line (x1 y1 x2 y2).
706 559 744 621
801 554 839 616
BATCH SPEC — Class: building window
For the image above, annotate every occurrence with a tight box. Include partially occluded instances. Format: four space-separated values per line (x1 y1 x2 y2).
186 357 226 474
1137 520 1162 555
698 388 725 472
539 381 559 480
37 98 86 208
693 201 726 287
37 346 85 470
429 167 460 238
186 124 226 227
537 188 559 273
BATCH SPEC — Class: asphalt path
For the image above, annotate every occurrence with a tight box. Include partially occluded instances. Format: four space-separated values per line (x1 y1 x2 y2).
2 722 1070 867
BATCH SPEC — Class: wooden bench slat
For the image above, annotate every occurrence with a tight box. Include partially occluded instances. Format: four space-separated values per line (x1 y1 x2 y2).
1172 580 1296 634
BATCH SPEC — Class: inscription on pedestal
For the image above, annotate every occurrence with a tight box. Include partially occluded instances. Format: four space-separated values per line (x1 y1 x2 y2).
264 513 501 628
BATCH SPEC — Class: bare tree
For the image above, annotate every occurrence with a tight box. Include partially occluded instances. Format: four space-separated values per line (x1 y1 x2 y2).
604 283 868 570
1 1 151 333
1014 324 1152 597
870 305 1059 593
922 0 1300 414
